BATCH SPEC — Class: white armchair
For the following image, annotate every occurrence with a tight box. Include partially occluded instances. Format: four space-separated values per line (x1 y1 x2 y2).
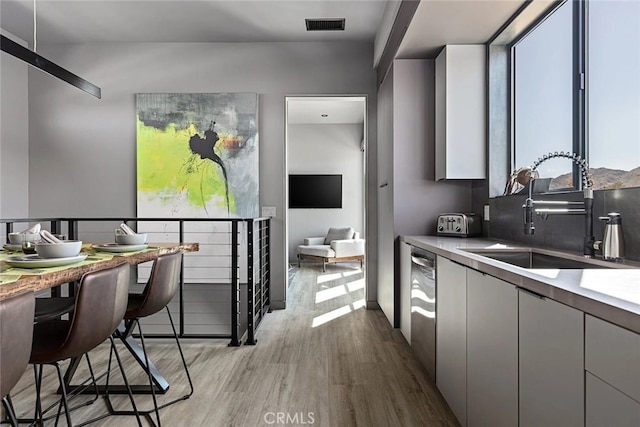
297 227 365 271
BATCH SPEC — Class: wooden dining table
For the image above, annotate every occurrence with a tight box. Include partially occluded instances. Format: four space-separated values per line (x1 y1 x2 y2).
0 241 199 395
0 242 199 298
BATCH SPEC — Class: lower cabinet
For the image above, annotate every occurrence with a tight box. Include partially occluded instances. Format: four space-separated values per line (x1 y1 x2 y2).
433 255 640 427
585 314 640 426
466 269 518 427
586 372 640 427
519 289 584 427
436 256 467 426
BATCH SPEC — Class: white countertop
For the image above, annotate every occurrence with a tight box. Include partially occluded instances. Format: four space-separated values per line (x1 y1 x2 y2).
401 235 640 334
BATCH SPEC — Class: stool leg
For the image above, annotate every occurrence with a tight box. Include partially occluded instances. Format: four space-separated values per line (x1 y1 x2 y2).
2 396 19 427
166 308 194 400
106 335 143 427
53 362 73 427
33 364 44 426
136 320 162 427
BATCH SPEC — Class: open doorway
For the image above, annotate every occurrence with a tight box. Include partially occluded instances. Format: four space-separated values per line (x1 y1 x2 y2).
285 96 367 311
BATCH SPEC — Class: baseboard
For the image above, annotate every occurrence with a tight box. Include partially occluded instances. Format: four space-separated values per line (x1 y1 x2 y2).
366 301 380 310
270 300 286 310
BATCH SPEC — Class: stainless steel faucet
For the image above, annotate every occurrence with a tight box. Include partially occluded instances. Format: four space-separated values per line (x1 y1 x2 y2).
522 152 596 257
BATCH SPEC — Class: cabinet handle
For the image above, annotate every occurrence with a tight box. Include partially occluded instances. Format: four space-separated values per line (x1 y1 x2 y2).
379 182 388 188
518 287 546 300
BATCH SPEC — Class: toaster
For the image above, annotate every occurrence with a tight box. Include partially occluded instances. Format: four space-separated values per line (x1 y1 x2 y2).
436 213 482 237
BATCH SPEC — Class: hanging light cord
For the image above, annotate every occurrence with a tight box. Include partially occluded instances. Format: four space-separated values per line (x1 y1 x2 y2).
33 0 37 52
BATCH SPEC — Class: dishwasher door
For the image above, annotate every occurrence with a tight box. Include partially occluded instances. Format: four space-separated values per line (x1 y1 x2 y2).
411 249 436 382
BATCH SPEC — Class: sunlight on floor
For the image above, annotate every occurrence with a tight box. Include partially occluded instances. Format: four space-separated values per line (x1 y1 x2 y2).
317 273 343 284
315 278 365 303
311 298 366 328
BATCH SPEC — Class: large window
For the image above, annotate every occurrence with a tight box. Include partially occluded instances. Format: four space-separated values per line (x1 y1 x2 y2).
587 0 640 188
511 0 640 190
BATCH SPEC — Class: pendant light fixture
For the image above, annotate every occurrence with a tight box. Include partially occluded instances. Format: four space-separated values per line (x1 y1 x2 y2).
0 0 101 98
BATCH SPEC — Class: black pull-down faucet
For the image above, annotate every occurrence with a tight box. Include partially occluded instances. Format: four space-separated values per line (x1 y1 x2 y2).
522 152 596 257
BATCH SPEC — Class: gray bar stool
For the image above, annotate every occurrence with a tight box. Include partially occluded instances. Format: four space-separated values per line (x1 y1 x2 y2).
1 291 35 427
109 251 193 427
29 262 142 427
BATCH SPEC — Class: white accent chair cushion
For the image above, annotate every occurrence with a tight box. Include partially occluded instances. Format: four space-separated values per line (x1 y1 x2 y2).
323 227 355 245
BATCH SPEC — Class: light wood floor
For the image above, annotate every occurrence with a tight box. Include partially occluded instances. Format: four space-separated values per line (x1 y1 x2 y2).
6 263 458 426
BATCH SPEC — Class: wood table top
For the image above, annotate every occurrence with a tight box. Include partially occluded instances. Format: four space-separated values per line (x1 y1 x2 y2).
0 242 199 298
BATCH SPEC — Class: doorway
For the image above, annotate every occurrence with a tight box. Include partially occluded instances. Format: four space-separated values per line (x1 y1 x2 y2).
284 96 367 306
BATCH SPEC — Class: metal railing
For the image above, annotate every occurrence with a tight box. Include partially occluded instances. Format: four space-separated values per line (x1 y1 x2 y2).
1 216 271 346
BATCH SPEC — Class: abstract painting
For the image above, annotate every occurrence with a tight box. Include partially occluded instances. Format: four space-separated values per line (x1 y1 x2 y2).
136 93 259 218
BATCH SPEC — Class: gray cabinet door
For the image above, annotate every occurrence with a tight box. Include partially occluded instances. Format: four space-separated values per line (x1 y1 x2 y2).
586 373 640 427
519 290 584 427
436 256 467 426
466 269 518 427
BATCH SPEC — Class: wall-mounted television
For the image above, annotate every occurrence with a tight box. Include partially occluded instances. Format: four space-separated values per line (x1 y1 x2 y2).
289 174 342 208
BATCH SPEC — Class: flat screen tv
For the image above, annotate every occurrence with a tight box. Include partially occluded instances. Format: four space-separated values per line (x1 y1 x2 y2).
289 174 342 208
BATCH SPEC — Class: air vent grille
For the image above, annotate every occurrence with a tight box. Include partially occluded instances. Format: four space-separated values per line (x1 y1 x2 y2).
305 18 345 31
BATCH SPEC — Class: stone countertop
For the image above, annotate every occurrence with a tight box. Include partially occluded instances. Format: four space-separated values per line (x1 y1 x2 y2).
401 235 640 334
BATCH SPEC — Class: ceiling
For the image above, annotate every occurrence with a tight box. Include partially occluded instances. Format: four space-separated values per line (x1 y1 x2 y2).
0 0 388 44
0 0 526 123
398 0 526 58
0 0 526 50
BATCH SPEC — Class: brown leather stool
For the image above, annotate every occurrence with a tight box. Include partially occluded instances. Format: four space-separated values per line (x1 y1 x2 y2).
34 296 75 323
109 251 193 427
1 291 35 427
29 263 141 427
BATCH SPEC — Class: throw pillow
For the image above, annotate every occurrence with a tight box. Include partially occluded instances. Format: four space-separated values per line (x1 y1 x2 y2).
324 227 355 245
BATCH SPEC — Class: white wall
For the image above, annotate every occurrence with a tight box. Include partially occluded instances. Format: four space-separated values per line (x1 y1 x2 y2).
288 123 364 262
0 31 29 221
18 41 377 309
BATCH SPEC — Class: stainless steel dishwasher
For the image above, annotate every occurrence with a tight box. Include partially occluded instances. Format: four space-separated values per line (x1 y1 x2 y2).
411 247 436 382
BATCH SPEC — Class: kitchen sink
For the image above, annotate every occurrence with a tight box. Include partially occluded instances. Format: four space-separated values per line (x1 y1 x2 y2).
463 249 614 270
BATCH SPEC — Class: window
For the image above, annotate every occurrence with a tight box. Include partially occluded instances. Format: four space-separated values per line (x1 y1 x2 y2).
587 0 640 189
514 1 574 190
510 0 640 190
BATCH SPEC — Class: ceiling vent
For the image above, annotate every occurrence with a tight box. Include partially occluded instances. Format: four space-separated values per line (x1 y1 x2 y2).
305 18 345 31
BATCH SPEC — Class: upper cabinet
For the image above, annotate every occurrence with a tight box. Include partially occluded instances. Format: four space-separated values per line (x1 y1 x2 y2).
435 45 486 180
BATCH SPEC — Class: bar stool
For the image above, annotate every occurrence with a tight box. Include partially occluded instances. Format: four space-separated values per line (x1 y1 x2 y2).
29 262 141 427
34 296 75 322
109 251 193 427
1 291 35 427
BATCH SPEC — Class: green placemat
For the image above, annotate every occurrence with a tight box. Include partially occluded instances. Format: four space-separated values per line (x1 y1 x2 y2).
0 250 116 285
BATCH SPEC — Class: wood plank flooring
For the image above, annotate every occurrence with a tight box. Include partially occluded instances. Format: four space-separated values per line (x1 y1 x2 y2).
5 263 458 426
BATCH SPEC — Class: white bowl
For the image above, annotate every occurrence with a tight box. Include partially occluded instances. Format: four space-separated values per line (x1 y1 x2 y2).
35 240 83 258
8 232 41 244
115 233 147 245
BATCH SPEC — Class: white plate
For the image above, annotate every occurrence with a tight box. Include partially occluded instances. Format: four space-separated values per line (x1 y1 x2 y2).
3 244 23 251
4 254 87 269
92 243 148 253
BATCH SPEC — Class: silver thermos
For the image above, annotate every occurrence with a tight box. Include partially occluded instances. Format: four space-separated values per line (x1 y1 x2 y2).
598 212 625 261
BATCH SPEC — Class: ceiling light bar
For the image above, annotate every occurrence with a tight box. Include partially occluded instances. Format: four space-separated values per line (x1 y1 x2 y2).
1 35 101 99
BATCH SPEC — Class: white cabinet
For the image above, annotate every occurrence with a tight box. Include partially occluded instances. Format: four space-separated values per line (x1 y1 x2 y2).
586 372 640 427
519 290 584 427
436 256 467 426
585 314 640 426
466 269 518 427
435 45 486 180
